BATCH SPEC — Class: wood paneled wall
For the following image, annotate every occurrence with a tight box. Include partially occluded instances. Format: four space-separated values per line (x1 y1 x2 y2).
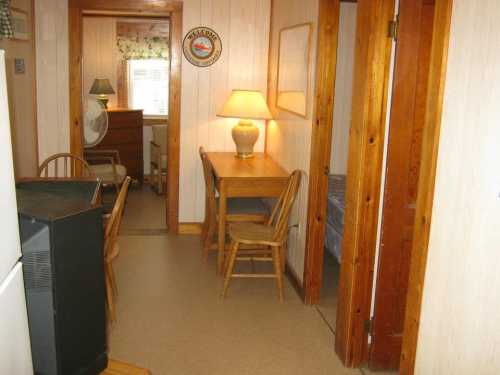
36 0 70 164
330 2 356 175
35 0 270 221
82 17 119 108
179 0 271 222
0 0 38 177
266 0 319 281
415 1 500 373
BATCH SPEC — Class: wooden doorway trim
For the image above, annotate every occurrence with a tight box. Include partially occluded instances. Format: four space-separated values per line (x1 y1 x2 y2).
68 0 182 233
303 0 395 367
399 0 453 373
303 0 340 303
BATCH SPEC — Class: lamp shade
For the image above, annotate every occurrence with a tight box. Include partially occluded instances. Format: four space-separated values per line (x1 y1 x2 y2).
217 90 272 120
89 78 115 95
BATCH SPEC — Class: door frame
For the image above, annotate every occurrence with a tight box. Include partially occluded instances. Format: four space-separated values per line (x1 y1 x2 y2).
399 0 453 373
68 0 182 233
303 0 453 371
303 0 396 366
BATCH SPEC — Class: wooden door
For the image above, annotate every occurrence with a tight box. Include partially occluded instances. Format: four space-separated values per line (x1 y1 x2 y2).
368 0 435 370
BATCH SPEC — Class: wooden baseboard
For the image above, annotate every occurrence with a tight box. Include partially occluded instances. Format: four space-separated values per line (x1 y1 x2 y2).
178 222 203 235
102 359 151 374
286 264 305 301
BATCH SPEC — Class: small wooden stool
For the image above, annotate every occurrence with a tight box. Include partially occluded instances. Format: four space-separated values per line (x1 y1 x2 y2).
101 359 151 374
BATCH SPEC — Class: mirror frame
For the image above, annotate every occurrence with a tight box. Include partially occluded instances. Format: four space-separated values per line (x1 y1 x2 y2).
276 22 312 118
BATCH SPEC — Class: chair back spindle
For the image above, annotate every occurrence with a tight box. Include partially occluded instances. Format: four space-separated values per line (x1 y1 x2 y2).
104 176 132 258
268 170 302 243
38 153 92 178
199 147 218 224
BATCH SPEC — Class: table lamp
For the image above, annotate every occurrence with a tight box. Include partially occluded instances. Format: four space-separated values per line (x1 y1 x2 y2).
89 78 115 109
217 90 272 159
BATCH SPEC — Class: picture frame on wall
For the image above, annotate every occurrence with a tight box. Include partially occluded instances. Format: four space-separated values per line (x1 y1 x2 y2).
10 8 29 41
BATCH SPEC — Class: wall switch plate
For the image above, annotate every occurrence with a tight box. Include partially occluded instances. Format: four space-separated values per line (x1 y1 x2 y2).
14 58 25 74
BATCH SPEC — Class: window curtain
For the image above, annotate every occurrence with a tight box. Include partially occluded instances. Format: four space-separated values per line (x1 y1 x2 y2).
117 35 169 60
0 0 13 39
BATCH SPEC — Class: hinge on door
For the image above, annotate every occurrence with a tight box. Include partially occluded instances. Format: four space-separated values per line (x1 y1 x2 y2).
388 14 399 41
324 165 330 176
364 317 374 335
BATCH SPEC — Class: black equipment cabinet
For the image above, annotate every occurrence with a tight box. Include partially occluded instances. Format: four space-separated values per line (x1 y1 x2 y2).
16 180 107 375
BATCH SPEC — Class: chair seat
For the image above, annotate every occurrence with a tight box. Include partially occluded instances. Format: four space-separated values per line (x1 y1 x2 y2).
219 197 269 217
151 154 167 169
89 164 127 184
229 222 277 245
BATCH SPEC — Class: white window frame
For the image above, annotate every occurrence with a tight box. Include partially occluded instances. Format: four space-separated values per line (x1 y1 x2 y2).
127 59 169 119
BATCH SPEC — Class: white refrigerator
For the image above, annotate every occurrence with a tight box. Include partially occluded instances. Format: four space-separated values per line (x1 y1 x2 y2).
0 50 34 374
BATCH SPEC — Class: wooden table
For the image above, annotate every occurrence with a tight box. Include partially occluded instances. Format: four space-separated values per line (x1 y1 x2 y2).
206 152 289 273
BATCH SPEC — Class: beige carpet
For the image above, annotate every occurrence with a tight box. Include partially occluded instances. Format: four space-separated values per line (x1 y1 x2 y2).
120 184 166 231
108 186 396 375
316 251 341 334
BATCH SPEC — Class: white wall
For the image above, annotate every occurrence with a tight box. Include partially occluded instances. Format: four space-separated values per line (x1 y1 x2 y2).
179 0 271 222
0 0 38 177
35 0 70 164
82 17 119 109
415 1 500 374
330 2 356 175
266 0 319 281
34 0 270 211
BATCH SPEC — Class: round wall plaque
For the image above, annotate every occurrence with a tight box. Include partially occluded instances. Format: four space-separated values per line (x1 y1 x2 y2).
183 27 222 67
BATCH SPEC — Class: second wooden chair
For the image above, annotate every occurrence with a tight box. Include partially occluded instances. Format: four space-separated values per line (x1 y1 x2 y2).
221 170 301 302
103 176 132 323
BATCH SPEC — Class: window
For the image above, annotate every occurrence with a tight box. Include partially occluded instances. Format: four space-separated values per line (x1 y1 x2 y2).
128 59 169 117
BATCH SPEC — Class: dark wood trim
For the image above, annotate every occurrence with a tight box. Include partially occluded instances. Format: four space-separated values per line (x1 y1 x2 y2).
400 1 453 373
334 0 395 366
75 0 182 13
166 8 181 233
303 0 340 305
68 0 182 233
68 1 84 164
368 0 435 368
304 0 394 367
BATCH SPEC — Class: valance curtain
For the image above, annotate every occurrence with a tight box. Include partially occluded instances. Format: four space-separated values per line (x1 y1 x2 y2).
0 0 13 39
117 35 169 60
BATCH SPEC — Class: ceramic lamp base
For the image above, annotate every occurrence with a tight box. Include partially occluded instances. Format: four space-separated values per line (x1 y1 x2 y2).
232 120 259 159
97 95 109 109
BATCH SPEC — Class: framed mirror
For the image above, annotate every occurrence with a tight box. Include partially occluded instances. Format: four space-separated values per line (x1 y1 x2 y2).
276 23 312 117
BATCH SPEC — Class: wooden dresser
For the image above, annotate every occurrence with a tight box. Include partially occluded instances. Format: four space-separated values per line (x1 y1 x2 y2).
91 108 144 183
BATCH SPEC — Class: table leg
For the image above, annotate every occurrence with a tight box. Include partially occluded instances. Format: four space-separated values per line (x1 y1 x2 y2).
217 181 227 275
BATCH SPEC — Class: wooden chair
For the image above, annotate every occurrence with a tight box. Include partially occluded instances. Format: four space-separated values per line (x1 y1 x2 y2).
103 176 132 323
221 170 301 301
38 153 92 177
84 149 127 193
199 147 269 259
150 124 168 195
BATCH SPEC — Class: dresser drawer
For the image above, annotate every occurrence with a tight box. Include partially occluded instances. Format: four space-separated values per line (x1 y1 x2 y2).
99 128 142 146
108 110 143 129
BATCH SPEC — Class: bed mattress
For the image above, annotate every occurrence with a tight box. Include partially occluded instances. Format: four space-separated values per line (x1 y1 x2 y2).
326 174 346 233
325 222 343 262
324 174 346 262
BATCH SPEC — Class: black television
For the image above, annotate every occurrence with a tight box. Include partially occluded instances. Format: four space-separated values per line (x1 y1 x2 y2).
16 179 107 375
